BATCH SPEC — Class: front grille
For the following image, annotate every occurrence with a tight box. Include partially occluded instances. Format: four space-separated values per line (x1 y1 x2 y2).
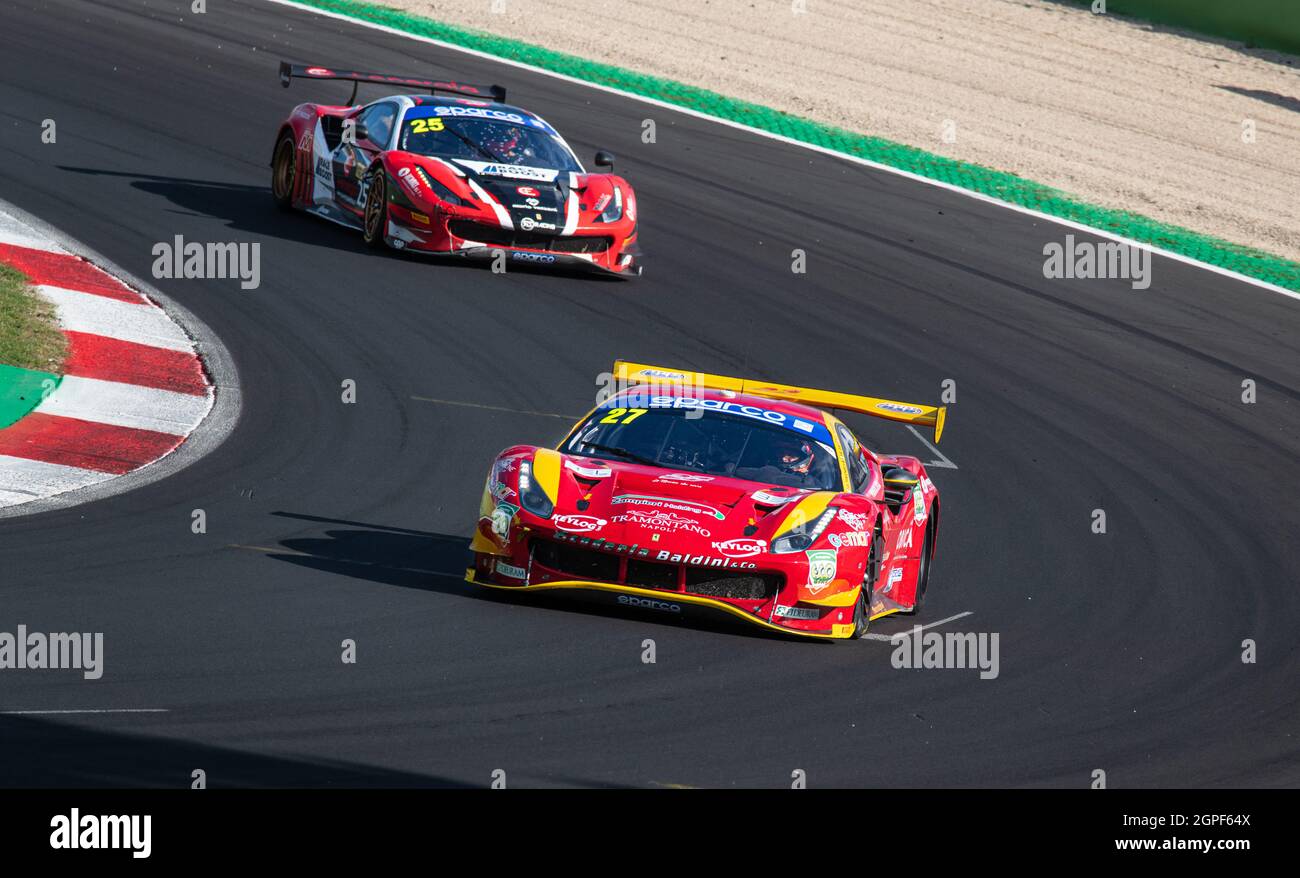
449 220 612 253
532 539 619 582
683 569 783 601
626 559 678 590
532 538 783 603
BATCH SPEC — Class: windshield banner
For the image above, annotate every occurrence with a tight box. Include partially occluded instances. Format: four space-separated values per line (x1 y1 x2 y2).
603 395 835 445
451 159 561 182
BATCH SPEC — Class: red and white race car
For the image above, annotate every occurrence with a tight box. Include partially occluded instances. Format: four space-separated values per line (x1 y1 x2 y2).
270 62 640 276
468 362 948 639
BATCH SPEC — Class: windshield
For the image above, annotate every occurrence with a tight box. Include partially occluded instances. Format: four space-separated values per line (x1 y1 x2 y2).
564 405 842 492
397 112 580 171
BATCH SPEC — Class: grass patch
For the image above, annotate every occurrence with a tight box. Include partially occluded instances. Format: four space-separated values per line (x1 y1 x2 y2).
0 262 67 372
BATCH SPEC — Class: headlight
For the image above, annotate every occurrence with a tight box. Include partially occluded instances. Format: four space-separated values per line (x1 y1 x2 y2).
414 166 468 206
517 460 554 518
770 507 837 554
594 186 623 223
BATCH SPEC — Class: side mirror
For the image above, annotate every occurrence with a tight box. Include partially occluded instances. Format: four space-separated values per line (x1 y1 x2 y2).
594 150 615 171
881 466 919 488
352 123 369 143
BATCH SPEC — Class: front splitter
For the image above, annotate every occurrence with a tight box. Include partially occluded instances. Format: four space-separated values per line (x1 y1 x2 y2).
466 568 853 639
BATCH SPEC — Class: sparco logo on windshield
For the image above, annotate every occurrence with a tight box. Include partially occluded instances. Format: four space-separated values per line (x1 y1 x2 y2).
434 106 528 123
647 396 830 443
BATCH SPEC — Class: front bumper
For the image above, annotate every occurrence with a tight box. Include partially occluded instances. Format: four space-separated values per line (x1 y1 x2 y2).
466 557 858 640
387 208 641 276
432 244 640 277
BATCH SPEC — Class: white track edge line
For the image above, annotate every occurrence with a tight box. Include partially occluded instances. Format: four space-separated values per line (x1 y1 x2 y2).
860 610 974 642
906 425 958 470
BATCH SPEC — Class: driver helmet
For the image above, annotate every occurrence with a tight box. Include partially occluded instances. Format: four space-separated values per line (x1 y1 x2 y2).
777 438 815 475
483 125 525 161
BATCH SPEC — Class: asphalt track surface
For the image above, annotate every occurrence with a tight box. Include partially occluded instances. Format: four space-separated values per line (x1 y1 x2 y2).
0 0 1297 788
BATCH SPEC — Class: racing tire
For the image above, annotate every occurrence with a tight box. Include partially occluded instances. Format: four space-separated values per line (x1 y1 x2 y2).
908 509 938 614
271 134 296 211
362 168 389 249
851 523 884 640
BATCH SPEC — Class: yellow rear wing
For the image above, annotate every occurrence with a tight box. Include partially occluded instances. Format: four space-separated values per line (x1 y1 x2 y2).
612 360 948 444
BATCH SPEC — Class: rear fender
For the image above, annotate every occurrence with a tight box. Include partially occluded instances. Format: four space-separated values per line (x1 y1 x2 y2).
876 456 939 608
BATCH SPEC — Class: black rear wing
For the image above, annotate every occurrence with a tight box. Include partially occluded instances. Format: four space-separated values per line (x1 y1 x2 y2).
278 61 506 105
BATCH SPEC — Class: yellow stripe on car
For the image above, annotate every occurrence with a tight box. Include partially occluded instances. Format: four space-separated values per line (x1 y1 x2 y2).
802 582 860 607
776 491 836 535
532 447 562 501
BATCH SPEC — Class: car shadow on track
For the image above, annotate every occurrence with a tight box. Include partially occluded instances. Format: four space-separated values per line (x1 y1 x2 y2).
56 166 631 282
263 511 824 645
58 165 365 252
0 714 472 788
271 529 473 595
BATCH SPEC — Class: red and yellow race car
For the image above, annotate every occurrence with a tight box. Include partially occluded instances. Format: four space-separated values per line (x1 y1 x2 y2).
270 62 640 276
468 361 948 639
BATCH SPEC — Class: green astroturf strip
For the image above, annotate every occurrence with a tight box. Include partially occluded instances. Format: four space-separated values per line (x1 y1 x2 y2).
0 365 59 430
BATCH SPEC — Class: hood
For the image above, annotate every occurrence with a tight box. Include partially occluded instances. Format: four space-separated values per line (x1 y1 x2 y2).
451 159 568 232
550 457 813 559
